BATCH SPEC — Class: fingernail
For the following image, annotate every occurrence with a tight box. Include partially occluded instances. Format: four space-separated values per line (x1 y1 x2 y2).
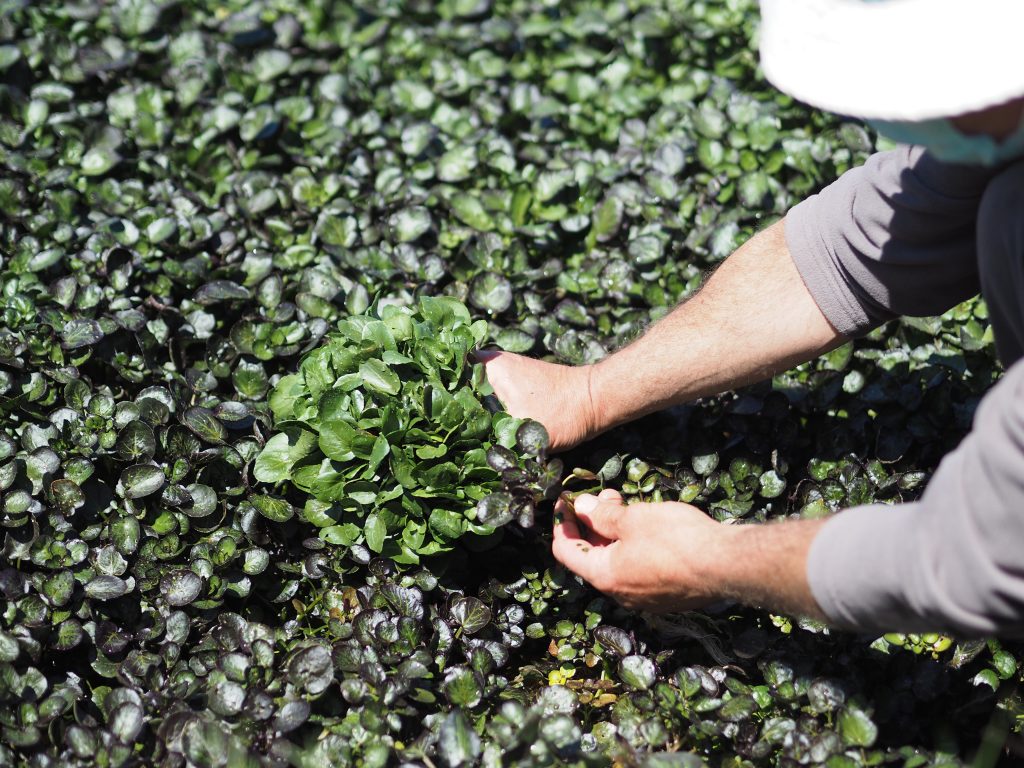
574 494 597 513
473 349 499 362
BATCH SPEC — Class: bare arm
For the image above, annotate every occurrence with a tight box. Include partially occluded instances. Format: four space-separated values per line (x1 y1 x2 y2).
483 219 843 621
487 148 1012 632
480 218 843 450
590 218 841 428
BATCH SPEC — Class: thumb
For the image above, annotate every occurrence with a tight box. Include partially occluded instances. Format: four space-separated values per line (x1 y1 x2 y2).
573 493 624 539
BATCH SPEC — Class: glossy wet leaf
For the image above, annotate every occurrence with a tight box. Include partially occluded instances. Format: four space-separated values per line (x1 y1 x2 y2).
592 196 624 242
50 479 85 514
254 430 309 484
486 446 517 472
80 146 120 176
252 49 292 82
438 144 478 183
274 700 311 733
208 679 245 717
182 406 228 444
380 583 425 619
364 512 386 553
120 464 165 499
389 207 433 242
476 492 514 526
838 705 878 747
360 359 401 397
193 281 251 306
949 639 988 669
450 193 494 231
443 666 482 708
759 470 786 498
515 420 550 457
618 655 656 690
594 626 633 657
437 710 481 767
61 319 104 350
250 494 294 523
85 575 129 601
807 679 846 712
41 570 75 606
22 450 54 497
108 703 144 744
450 596 492 635
469 272 513 314
116 422 156 461
718 695 757 722
287 644 334 695
182 720 232 767
160 570 203 607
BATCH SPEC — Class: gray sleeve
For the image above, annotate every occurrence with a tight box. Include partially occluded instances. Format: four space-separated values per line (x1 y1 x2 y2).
785 146 999 337
806 357 1024 637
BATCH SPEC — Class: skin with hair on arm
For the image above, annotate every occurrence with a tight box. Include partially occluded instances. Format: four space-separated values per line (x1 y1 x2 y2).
480 218 845 617
480 219 842 450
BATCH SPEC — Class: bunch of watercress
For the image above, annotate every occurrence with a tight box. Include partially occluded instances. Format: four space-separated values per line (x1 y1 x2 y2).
254 296 560 562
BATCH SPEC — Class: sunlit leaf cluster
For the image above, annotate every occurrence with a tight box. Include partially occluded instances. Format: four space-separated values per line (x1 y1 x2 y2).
254 296 559 561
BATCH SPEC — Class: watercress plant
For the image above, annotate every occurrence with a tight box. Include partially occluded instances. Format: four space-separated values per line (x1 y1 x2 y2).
254 296 559 562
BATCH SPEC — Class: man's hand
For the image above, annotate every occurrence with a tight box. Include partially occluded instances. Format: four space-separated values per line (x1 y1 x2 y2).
552 489 829 619
478 220 843 453
475 350 601 452
552 489 724 612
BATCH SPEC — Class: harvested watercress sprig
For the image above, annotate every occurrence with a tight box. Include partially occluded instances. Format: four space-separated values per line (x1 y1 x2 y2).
255 295 559 562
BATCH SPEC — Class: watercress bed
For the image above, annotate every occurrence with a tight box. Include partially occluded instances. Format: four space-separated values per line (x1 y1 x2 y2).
0 0 1020 766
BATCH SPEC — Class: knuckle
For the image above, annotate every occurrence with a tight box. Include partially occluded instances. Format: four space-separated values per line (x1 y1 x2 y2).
606 515 625 538
597 508 620 536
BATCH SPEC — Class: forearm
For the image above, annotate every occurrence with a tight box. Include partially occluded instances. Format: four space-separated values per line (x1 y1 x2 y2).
589 219 843 431
711 518 828 620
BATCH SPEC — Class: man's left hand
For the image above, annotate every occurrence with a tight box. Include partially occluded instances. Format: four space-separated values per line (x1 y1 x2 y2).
552 489 727 613
551 489 828 619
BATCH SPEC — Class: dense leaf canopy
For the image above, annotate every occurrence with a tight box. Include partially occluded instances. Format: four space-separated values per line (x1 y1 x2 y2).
0 0 1019 766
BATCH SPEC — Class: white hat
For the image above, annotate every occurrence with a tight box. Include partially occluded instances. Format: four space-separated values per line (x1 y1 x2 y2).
758 0 1024 121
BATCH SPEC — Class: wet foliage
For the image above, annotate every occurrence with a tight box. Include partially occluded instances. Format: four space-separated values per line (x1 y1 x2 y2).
0 0 1021 766
254 295 560 560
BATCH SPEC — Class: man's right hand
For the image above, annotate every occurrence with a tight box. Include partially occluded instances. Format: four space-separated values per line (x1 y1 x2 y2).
475 350 601 452
476 219 842 455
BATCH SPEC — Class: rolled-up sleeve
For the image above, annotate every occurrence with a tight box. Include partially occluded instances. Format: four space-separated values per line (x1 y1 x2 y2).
785 146 1000 337
807 357 1024 637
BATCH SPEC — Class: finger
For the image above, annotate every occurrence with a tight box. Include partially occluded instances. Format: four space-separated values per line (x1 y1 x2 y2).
552 494 583 540
581 493 617 546
555 494 611 545
552 506 611 583
572 494 623 539
471 348 501 363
